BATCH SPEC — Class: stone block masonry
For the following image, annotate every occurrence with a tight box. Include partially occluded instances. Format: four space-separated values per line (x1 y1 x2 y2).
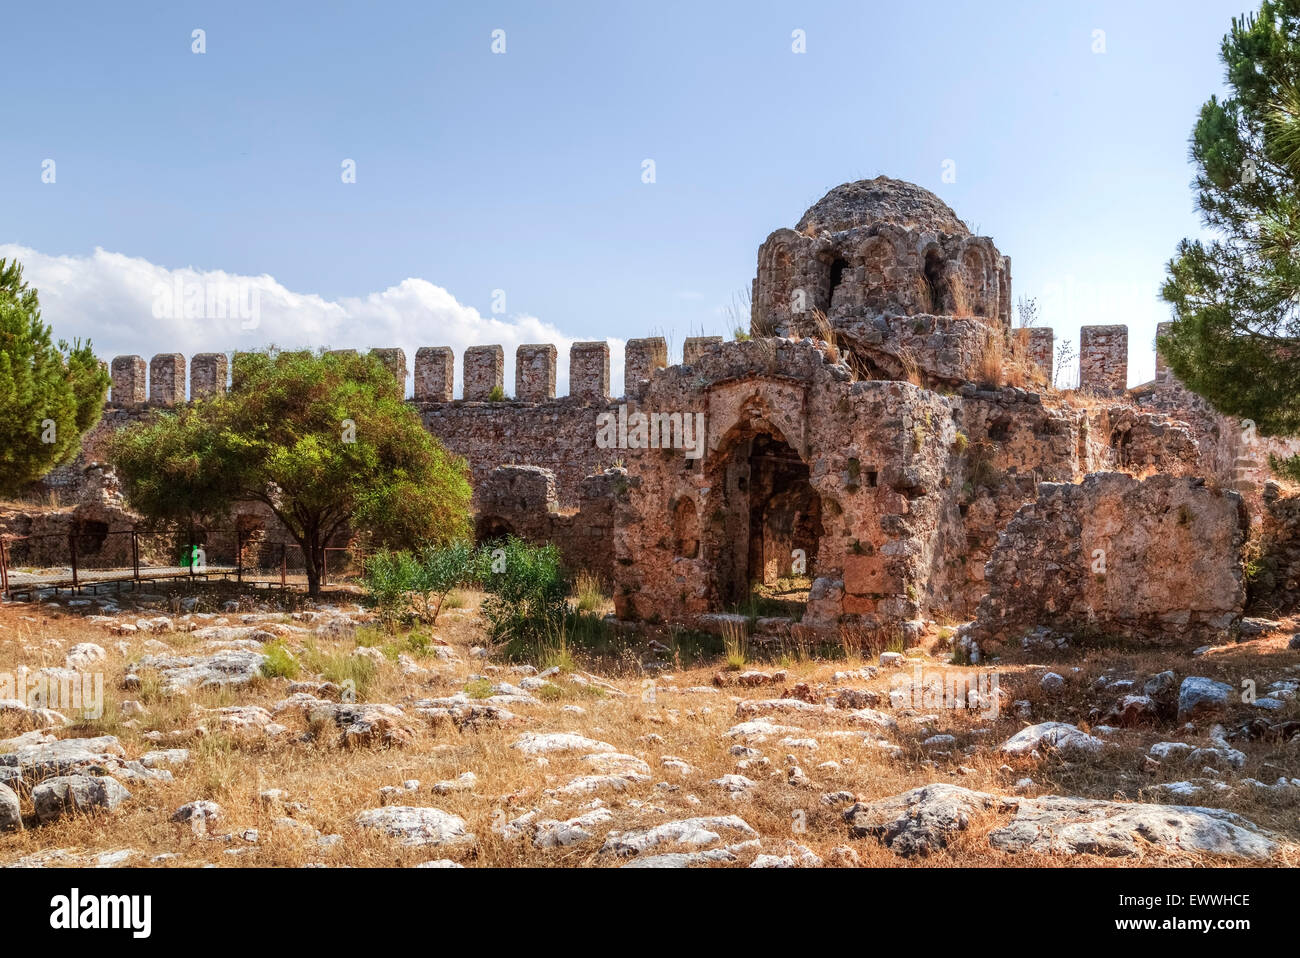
464 345 505 400
110 355 146 405
683 336 723 365
1021 327 1053 382
967 473 1247 648
149 353 186 405
569 342 610 403
624 337 667 399
1079 325 1128 393
190 353 228 399
1154 321 1174 384
515 344 557 402
414 346 454 402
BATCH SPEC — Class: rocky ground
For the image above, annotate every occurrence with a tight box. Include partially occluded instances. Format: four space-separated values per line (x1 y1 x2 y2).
0 584 1297 868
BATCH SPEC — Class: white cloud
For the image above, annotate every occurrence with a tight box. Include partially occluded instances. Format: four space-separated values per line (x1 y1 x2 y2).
0 244 624 399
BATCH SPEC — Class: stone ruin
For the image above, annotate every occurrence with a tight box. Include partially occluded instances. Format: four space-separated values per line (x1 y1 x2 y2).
28 176 1300 649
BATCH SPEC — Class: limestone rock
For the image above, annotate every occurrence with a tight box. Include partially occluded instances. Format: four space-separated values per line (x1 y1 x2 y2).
989 796 1278 860
31 775 130 823
845 784 1002 857
999 722 1103 757
355 806 475 849
1178 677 1233 722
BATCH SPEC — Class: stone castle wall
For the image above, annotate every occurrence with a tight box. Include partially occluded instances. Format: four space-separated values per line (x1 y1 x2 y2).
26 315 1293 636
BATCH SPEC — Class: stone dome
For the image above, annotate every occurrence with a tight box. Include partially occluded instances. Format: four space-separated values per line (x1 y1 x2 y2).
795 176 970 237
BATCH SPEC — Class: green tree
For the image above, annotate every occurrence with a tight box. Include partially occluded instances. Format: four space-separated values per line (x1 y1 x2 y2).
0 258 110 496
1161 0 1300 479
109 347 472 596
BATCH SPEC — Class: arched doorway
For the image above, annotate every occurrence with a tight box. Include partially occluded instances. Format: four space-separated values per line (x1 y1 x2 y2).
706 426 823 616
475 515 514 543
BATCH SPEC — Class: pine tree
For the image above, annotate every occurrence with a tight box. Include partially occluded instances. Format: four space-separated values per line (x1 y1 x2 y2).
1161 1 1300 479
0 258 111 497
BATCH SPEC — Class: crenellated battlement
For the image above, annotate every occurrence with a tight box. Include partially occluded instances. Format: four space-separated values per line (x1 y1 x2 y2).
101 323 1167 409
107 340 668 407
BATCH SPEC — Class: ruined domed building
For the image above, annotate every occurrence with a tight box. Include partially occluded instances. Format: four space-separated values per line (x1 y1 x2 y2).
25 177 1300 649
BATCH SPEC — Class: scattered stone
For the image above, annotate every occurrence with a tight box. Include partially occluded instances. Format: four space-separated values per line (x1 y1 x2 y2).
711 774 757 797
355 806 475 849
1178 677 1232 722
533 808 615 848
999 722 1103 757
511 732 616 756
140 749 189 769
431 772 477 795
989 796 1279 861
65 643 106 670
845 784 1000 857
832 688 880 709
0 783 21 830
171 800 222 826
32 775 131 823
129 648 266 694
1101 695 1160 728
600 815 758 858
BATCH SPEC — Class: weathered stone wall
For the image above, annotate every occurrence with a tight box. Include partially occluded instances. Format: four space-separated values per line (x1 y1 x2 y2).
624 337 667 399
834 314 1005 387
967 473 1247 647
474 465 619 579
190 353 228 399
148 353 186 405
1079 325 1127 394
415 347 454 402
25 176 1298 642
1253 481 1300 615
608 337 959 632
515 345 557 402
110 355 146 405
463 345 505 401
751 178 1012 344
417 399 615 511
1019 327 1053 381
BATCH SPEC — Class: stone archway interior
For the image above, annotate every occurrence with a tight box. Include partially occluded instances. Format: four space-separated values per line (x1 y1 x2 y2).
475 515 513 543
709 429 823 611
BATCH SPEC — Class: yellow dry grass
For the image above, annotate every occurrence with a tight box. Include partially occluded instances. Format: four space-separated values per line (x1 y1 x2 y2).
0 590 1296 868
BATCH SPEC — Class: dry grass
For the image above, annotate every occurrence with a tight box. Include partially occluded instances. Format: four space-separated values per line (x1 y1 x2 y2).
0 591 1296 868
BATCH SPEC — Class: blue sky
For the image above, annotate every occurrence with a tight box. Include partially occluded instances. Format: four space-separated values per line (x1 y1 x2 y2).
0 0 1249 389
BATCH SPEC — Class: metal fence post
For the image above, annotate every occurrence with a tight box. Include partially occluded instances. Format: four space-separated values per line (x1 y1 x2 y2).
236 527 243 584
69 531 78 590
280 543 287 589
132 531 139 581
0 538 9 597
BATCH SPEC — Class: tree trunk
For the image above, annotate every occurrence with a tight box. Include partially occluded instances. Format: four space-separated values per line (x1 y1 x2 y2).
302 538 322 598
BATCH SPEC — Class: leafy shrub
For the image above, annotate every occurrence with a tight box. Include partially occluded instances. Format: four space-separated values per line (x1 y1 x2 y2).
477 536 568 642
362 540 477 630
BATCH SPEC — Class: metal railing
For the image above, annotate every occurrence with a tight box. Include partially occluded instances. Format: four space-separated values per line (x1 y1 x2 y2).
0 525 360 598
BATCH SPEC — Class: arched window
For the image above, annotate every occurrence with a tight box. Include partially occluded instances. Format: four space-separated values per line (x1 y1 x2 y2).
827 257 849 310
923 249 949 314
